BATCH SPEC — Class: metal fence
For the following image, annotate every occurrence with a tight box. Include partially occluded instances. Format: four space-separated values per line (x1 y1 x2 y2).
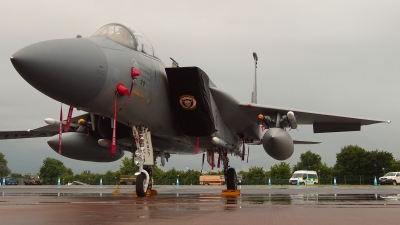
6 176 382 186
243 176 378 185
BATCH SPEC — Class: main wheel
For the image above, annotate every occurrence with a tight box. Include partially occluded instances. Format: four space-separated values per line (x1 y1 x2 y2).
393 180 397 185
136 173 147 197
226 168 237 190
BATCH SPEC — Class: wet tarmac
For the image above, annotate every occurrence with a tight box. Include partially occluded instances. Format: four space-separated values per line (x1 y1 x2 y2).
2 185 400 224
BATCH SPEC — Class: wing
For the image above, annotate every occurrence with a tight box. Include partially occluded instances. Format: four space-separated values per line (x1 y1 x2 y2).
210 87 389 136
238 102 389 133
0 113 89 140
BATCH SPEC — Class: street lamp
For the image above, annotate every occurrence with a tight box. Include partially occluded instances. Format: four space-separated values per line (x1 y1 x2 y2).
252 52 258 104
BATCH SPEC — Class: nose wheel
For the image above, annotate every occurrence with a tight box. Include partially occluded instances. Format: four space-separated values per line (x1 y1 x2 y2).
135 172 147 197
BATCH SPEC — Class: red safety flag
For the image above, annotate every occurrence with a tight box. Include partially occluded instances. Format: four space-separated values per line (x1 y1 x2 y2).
64 106 73 132
111 100 117 154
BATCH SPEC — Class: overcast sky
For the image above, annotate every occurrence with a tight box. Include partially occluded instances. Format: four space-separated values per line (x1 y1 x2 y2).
0 0 399 175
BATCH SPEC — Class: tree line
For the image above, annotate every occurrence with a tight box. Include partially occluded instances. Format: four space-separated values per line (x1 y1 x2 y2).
2 145 400 185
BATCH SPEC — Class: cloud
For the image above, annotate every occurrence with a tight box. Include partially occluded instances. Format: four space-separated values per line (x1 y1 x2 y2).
0 0 397 174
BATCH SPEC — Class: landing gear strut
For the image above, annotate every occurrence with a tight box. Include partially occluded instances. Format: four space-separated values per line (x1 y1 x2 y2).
220 149 237 190
133 125 154 197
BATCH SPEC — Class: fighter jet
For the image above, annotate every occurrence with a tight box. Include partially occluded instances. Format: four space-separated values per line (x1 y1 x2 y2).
1 23 389 197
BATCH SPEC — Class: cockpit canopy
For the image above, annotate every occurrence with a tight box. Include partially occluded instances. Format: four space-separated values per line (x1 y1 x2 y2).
92 23 159 59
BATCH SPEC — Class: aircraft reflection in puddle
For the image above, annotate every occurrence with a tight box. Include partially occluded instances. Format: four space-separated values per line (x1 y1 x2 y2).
2 192 397 205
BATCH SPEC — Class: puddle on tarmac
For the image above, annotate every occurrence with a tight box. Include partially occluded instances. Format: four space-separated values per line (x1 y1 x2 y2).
2 192 400 205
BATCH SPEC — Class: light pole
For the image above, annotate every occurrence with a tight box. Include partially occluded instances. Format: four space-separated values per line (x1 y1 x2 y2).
252 52 258 104
382 167 385 176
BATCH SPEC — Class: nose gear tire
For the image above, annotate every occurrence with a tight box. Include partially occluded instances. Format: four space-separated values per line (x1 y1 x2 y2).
135 172 147 197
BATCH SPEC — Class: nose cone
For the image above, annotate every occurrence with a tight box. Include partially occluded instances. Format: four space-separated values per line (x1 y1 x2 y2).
11 38 108 106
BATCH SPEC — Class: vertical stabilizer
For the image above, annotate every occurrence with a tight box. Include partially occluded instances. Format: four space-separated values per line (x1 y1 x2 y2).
251 52 258 104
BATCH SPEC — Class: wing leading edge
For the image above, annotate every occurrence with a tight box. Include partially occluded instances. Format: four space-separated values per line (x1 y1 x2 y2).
0 113 89 140
238 102 389 133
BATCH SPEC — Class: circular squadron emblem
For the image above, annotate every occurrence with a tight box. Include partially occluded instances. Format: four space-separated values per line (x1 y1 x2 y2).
179 95 197 110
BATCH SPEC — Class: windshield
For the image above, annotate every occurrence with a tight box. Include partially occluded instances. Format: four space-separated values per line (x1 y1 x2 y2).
385 172 396 176
30 175 39 179
92 23 159 59
92 24 136 49
308 174 317 179
291 173 305 178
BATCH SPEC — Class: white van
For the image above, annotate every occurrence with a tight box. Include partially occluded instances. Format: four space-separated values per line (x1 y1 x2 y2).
289 170 318 185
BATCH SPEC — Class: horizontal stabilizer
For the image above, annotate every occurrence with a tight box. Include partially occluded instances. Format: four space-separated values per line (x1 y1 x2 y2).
293 140 321 144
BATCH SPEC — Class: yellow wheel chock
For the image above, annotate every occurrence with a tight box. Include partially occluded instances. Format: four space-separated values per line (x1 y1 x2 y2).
222 189 240 197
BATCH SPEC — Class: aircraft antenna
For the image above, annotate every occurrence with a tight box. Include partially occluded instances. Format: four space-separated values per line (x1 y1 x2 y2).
251 52 258 104
170 57 179 68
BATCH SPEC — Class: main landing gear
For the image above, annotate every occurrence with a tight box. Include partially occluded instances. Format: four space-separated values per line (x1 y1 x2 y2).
219 149 240 196
226 167 237 190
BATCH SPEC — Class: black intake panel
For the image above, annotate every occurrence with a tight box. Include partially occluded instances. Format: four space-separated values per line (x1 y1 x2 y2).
166 67 216 136
97 116 131 140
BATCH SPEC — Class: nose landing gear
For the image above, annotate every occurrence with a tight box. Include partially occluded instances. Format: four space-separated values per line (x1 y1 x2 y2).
133 125 156 197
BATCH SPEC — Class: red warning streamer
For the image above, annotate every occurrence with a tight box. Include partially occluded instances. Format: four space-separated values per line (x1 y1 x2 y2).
58 104 63 154
64 106 73 132
111 100 117 154
116 82 132 112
